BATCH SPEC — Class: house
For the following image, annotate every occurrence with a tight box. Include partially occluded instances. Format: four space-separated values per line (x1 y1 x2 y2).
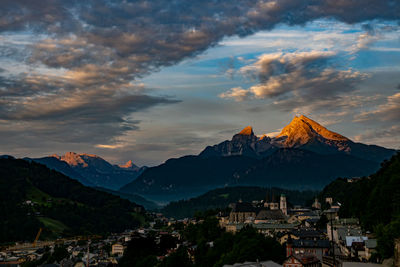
288 211 319 224
326 218 360 243
284 237 321 267
254 223 299 237
111 243 124 256
291 239 330 261
254 210 286 224
288 216 301 224
345 236 368 247
283 254 321 267
280 229 326 244
304 218 320 228
351 242 366 260
223 260 282 267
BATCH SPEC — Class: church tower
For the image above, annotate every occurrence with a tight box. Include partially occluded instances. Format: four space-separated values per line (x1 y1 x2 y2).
280 194 287 215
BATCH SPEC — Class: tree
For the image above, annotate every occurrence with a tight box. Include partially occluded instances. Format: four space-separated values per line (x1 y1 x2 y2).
159 246 193 267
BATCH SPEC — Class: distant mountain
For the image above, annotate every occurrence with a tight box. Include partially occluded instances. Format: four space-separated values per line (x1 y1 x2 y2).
121 115 396 202
31 152 146 190
32 156 94 186
161 186 318 219
200 115 396 162
121 148 379 201
120 155 259 202
0 157 145 243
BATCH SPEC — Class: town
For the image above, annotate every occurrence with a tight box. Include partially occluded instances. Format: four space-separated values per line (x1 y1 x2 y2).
2 192 398 267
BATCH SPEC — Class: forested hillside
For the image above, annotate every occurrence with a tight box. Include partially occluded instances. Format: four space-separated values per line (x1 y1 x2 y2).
319 152 400 258
0 157 146 243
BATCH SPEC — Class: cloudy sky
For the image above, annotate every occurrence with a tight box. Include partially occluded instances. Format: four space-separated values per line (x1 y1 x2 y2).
1 0 399 166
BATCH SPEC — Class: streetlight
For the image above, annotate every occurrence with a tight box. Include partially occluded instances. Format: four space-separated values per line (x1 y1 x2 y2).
324 208 337 267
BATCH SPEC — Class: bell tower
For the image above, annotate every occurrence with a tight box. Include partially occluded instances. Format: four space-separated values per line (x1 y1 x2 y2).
280 194 287 215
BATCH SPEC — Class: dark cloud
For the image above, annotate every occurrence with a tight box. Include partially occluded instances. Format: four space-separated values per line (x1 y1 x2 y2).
3 1 400 73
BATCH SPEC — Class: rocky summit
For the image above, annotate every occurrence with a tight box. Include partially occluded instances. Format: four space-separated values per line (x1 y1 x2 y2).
200 115 394 162
120 115 396 201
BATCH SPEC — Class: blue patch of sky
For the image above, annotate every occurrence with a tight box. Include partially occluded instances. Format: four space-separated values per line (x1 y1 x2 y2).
142 18 400 100
352 50 400 70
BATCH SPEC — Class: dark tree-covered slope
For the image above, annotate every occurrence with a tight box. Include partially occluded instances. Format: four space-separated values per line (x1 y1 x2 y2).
0 157 145 243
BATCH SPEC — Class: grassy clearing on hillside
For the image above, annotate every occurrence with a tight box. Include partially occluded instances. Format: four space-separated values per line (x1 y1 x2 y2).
26 185 51 205
38 217 70 238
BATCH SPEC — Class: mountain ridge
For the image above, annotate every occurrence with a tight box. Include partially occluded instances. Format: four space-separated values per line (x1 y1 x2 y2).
30 152 146 190
121 115 396 202
121 147 380 202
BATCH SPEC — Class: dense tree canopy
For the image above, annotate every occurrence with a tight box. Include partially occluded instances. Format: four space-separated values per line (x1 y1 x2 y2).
120 215 285 267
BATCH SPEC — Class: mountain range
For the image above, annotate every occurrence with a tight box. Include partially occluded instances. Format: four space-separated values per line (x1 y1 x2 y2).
18 115 397 203
120 115 396 202
30 152 146 190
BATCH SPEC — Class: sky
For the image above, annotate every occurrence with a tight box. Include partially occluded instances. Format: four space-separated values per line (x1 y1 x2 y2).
0 0 399 166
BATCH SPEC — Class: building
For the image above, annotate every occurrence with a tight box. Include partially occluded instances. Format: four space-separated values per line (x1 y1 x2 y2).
283 254 321 267
225 222 299 236
312 199 321 210
291 239 330 261
280 229 326 244
325 198 333 205
254 210 286 224
284 236 321 267
326 218 360 243
288 211 320 224
364 239 377 260
223 260 282 267
263 194 287 214
229 202 257 223
111 243 124 256
229 200 288 224
223 261 282 267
